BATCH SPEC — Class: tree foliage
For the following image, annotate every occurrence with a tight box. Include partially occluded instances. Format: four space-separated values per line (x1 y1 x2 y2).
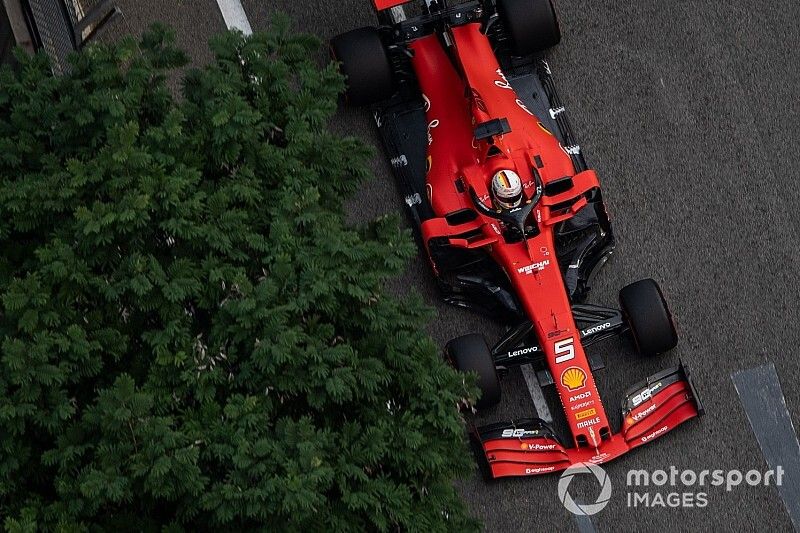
0 21 478 531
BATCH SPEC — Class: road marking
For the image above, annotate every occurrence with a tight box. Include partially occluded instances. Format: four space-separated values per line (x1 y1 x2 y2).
521 363 552 422
215 0 253 35
520 365 594 529
732 363 800 530
574 513 597 533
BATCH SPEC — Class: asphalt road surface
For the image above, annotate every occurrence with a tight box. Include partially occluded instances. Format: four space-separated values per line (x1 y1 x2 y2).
108 1 800 530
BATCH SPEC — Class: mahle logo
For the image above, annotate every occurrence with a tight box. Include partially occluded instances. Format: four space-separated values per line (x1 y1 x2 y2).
558 462 612 516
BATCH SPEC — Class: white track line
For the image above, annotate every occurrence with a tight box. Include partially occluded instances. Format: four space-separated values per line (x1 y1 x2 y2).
215 0 253 35
732 363 800 530
520 364 594 531
520 363 553 422
574 514 597 533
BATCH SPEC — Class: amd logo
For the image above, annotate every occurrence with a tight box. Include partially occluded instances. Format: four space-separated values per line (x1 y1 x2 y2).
569 391 591 402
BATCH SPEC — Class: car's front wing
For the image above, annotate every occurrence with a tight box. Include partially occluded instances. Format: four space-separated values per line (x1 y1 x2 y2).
474 362 703 478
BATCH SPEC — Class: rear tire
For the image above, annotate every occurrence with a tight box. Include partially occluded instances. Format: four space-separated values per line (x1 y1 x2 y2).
619 279 678 357
329 27 395 106
446 334 501 409
496 0 561 56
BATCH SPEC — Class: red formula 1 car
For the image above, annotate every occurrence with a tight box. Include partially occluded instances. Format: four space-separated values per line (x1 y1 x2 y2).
331 0 703 478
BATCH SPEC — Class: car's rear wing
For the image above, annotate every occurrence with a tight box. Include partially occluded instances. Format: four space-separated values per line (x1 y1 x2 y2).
474 363 703 478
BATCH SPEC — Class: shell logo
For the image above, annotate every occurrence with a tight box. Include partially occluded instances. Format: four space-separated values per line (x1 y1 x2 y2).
561 367 586 391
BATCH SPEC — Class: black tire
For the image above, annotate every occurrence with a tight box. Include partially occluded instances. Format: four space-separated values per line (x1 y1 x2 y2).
619 279 678 357
446 334 501 410
496 0 561 56
329 27 395 106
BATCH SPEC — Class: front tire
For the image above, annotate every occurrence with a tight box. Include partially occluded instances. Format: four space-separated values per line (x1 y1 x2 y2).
619 279 678 356
329 27 395 106
446 334 501 409
496 0 562 56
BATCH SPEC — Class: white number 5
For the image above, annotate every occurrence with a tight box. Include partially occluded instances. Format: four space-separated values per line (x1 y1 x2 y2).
554 337 575 364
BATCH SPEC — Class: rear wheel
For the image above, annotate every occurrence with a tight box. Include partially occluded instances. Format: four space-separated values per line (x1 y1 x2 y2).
496 0 561 56
446 334 501 409
619 279 678 356
329 27 395 106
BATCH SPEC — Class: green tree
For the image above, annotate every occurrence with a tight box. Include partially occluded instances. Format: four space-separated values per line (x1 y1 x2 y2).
0 20 478 531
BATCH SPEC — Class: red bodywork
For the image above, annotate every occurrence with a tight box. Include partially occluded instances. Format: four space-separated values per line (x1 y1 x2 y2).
409 24 700 476
372 0 410 10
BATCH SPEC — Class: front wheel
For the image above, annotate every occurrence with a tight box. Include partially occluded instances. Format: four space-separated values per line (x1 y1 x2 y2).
619 278 678 356
446 334 501 409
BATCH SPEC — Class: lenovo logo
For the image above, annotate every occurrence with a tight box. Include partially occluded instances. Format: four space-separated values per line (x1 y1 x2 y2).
581 322 612 336
507 346 539 357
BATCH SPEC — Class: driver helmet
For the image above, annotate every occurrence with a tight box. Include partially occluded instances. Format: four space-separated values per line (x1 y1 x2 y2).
491 169 523 209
